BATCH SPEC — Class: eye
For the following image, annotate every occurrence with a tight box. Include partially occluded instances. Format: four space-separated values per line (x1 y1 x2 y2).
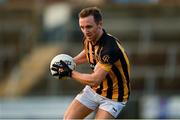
80 26 84 30
86 25 92 29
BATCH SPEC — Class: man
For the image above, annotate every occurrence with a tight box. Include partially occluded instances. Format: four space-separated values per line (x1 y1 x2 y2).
51 7 131 119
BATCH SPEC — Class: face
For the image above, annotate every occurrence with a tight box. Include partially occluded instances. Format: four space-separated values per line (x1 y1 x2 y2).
79 15 102 42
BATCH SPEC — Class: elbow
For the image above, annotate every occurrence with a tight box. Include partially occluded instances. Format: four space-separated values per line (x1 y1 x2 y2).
90 80 101 87
89 74 103 87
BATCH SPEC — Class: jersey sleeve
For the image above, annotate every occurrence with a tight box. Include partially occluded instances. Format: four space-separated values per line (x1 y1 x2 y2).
97 48 119 71
99 48 119 65
96 62 112 72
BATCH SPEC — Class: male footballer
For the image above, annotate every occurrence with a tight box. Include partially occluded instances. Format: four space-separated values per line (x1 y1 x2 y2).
51 7 131 119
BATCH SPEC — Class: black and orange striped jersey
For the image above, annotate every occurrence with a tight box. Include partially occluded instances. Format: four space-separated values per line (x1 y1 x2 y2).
83 30 131 102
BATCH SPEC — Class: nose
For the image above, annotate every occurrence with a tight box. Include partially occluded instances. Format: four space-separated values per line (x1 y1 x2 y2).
82 29 90 36
83 28 89 33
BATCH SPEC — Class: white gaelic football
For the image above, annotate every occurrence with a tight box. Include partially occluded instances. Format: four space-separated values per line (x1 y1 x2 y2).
50 54 76 79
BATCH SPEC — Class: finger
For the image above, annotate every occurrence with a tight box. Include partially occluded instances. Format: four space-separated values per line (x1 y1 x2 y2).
51 67 58 71
59 68 64 72
58 72 66 79
52 64 59 68
52 62 61 68
59 71 66 76
52 72 59 76
60 60 68 67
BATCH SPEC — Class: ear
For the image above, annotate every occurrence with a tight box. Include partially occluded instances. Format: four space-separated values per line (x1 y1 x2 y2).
98 21 103 29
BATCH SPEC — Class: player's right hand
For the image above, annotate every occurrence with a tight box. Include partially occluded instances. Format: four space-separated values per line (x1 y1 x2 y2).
51 60 72 79
51 62 65 79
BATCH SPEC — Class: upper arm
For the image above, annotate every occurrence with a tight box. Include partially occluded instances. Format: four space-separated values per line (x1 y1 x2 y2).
92 63 109 83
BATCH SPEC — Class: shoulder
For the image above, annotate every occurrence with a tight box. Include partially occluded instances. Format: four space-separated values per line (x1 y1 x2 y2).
101 34 120 53
102 33 119 48
99 34 120 64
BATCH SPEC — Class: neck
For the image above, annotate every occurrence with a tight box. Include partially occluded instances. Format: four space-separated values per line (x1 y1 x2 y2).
92 29 103 45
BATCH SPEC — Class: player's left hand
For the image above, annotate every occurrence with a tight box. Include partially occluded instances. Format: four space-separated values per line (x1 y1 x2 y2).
51 60 72 78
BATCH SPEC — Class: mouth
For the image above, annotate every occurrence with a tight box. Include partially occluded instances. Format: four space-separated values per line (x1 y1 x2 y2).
86 33 91 36
86 36 93 40
86 33 92 38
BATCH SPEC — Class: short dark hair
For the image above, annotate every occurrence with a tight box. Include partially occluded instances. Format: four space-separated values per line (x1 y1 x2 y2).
78 7 102 23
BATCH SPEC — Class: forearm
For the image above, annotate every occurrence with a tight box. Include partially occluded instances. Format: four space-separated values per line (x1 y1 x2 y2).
73 57 86 65
71 60 109 87
73 50 86 65
71 70 101 87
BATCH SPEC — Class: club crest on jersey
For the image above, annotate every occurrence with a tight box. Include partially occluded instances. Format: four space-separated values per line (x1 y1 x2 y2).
102 55 110 63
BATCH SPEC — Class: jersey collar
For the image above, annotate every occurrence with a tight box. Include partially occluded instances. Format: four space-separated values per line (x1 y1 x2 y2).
93 29 107 46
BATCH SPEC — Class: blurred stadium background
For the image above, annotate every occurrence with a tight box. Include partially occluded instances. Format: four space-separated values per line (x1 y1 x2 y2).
0 0 180 119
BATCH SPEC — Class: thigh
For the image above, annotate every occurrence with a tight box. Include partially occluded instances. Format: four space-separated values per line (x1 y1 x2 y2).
96 95 126 118
64 99 93 119
95 108 115 119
